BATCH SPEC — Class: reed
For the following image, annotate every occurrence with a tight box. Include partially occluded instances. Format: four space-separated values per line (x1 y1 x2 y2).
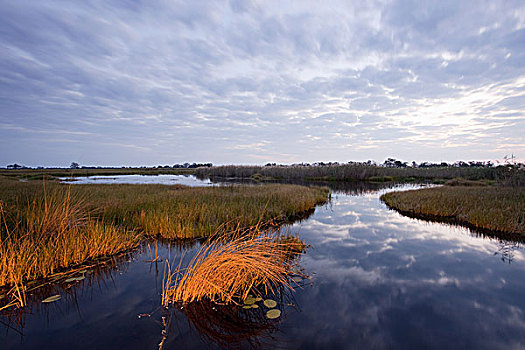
0 186 138 288
381 186 525 235
83 183 329 239
0 176 328 291
162 229 302 306
196 164 522 183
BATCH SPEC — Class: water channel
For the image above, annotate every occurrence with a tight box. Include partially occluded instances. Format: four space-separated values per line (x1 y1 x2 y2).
2 178 525 349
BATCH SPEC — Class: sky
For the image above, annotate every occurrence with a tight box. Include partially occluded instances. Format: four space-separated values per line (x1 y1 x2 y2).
1 0 524 167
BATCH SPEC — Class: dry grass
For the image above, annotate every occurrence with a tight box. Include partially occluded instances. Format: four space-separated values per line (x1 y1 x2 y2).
381 186 525 235
0 174 327 308
162 229 302 306
81 183 329 239
0 186 138 288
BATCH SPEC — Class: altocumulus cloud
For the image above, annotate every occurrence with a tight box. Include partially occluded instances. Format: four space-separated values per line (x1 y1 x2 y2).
0 0 524 166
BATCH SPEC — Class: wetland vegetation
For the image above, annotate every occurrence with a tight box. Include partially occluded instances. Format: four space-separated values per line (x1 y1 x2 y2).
195 162 525 184
0 174 328 309
381 186 525 236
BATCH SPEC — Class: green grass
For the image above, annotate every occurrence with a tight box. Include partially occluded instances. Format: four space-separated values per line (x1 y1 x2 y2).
81 183 329 239
381 186 525 235
0 176 329 290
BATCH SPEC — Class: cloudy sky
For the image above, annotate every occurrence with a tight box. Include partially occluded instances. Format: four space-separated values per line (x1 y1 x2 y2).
1 0 524 167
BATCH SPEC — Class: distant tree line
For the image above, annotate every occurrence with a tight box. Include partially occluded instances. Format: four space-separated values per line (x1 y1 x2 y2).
196 158 525 186
5 162 213 170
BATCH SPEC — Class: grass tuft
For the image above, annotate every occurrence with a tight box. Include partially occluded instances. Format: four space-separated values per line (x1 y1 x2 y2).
162 228 303 306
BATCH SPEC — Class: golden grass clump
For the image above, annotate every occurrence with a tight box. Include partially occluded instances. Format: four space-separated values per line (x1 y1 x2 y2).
162 229 303 306
0 187 138 288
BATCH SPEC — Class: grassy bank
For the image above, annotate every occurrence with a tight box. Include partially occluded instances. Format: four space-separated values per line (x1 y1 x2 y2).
0 176 329 289
381 186 525 235
196 164 524 184
82 183 329 239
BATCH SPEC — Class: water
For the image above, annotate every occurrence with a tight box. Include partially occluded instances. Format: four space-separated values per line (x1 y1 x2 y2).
2 183 525 349
59 174 213 186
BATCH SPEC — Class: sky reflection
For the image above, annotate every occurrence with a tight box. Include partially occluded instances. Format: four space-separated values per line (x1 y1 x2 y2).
283 189 525 349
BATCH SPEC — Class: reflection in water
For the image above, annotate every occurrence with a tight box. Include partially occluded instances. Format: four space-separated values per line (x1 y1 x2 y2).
496 240 521 264
0 250 136 337
179 300 279 349
60 174 213 186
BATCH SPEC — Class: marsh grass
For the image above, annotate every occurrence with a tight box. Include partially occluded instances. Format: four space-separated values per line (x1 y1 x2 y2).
162 228 303 306
0 176 328 295
83 183 329 239
196 164 523 183
0 186 139 288
381 186 525 235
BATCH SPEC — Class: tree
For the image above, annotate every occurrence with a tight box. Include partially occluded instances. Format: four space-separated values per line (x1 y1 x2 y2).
70 162 80 169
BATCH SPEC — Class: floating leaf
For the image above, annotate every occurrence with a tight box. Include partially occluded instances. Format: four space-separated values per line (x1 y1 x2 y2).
255 297 263 302
244 297 257 305
64 275 85 283
266 309 281 319
77 270 87 274
263 299 277 308
42 295 61 303
242 305 252 309
251 304 259 309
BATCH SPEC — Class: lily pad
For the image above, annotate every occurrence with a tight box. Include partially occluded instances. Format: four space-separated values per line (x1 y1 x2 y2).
64 275 85 283
266 309 281 319
42 295 61 303
255 297 263 302
244 297 257 305
263 299 277 308
251 304 259 309
242 305 252 309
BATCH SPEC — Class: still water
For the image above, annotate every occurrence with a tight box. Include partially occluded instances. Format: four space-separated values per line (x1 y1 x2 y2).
2 182 525 349
59 174 213 186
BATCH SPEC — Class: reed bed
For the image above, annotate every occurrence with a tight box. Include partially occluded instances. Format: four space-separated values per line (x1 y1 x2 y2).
381 186 525 235
162 229 302 306
196 164 523 183
0 176 328 292
0 187 138 288
83 183 329 239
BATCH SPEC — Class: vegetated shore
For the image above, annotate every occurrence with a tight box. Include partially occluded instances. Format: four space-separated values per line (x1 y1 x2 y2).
195 164 525 185
381 185 525 236
0 175 329 289
0 167 196 181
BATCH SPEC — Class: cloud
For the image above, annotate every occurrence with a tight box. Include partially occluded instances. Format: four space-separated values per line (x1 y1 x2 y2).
0 0 524 166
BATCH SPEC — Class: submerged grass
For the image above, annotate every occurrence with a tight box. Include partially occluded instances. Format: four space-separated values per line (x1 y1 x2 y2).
381 186 525 235
162 228 302 306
